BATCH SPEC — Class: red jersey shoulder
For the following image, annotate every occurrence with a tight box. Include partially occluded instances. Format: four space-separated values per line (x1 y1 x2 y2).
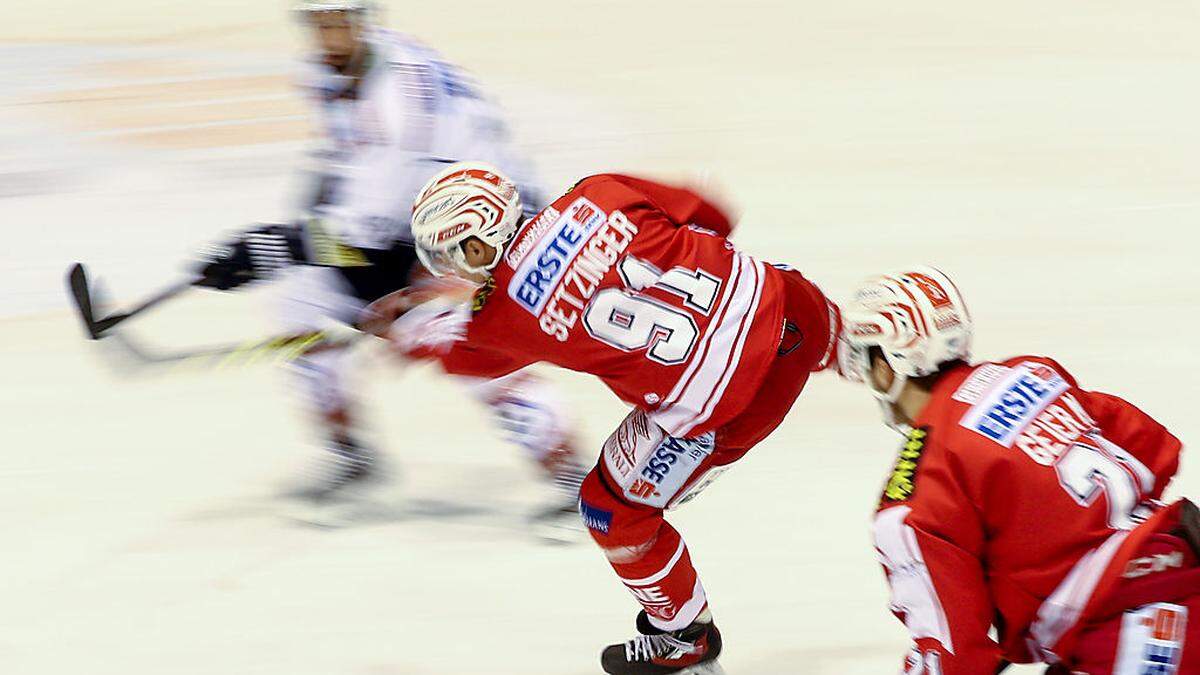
504 176 640 272
567 174 649 212
568 173 640 195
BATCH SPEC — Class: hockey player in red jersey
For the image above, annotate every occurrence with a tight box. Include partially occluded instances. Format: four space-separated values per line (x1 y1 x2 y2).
837 267 1200 675
362 163 839 673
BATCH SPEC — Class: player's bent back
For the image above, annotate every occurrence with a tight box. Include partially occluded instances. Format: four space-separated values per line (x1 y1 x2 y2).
840 269 1199 675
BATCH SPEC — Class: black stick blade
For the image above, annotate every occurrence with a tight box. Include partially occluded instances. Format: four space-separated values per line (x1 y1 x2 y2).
66 263 102 339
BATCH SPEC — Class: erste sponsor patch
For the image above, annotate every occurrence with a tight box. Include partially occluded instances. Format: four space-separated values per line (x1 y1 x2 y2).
958 362 1069 447
508 198 605 316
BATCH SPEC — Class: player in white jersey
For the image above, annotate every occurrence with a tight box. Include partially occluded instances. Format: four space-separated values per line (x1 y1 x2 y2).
193 1 585 523
297 5 542 250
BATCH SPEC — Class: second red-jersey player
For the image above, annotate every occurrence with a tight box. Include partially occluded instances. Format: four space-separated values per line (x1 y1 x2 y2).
837 267 1199 675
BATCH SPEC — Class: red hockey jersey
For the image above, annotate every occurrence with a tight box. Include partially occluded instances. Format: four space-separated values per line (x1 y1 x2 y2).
874 356 1182 673
395 174 810 438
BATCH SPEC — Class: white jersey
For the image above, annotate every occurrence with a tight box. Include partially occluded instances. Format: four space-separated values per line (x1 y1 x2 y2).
300 29 539 250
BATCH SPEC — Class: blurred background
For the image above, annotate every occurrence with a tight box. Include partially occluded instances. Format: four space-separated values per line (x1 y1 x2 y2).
2 1 1198 673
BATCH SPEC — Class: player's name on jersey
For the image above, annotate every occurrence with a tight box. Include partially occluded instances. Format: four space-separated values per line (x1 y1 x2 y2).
1012 392 1097 465
507 198 640 342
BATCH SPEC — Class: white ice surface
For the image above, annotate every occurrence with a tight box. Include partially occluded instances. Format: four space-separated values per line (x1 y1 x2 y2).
2 2 1199 673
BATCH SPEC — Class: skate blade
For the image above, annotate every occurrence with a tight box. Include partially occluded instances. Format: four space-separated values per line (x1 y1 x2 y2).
529 517 587 546
283 482 401 529
286 497 398 528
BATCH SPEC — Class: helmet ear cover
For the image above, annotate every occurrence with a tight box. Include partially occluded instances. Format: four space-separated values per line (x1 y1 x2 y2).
410 163 523 278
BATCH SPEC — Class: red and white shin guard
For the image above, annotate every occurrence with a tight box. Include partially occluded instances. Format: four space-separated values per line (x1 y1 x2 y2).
580 469 710 631
612 524 709 631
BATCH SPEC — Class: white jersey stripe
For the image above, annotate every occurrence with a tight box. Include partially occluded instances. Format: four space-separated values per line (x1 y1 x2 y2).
683 256 766 433
667 255 762 435
656 253 744 417
1029 528 1131 659
873 506 956 654
653 254 759 435
652 253 765 437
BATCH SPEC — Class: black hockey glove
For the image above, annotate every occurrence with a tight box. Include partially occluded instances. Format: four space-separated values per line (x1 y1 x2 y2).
194 224 309 291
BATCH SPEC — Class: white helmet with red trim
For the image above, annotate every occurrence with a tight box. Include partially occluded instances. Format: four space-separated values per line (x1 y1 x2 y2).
293 0 373 16
410 162 523 278
838 267 972 418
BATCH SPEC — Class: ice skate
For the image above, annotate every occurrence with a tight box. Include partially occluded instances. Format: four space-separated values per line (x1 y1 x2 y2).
527 496 584 544
601 610 723 675
285 437 391 527
527 454 587 543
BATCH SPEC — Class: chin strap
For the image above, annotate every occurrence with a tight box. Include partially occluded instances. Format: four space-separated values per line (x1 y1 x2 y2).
871 371 912 434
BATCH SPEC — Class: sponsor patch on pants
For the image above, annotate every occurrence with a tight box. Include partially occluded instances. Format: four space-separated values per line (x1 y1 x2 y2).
579 500 613 535
1114 602 1187 675
623 433 715 509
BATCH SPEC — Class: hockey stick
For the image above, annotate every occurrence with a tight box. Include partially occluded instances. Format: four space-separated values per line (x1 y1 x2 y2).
108 328 364 370
66 262 195 340
68 262 366 369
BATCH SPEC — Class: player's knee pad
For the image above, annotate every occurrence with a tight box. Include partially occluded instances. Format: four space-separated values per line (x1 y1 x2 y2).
275 266 364 327
601 409 719 511
287 348 354 415
274 266 364 415
469 372 571 462
579 467 670 564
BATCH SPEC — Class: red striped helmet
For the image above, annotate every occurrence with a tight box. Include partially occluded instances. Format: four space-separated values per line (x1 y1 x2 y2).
838 267 972 397
410 163 523 278
293 1 373 16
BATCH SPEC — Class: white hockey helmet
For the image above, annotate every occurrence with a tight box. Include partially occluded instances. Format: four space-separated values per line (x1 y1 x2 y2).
838 267 972 423
292 0 375 25
293 0 372 15
410 162 524 278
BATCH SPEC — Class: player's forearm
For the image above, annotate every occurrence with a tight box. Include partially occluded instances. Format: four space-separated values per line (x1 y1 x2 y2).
365 298 479 369
368 298 523 380
680 193 734 236
615 175 736 236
